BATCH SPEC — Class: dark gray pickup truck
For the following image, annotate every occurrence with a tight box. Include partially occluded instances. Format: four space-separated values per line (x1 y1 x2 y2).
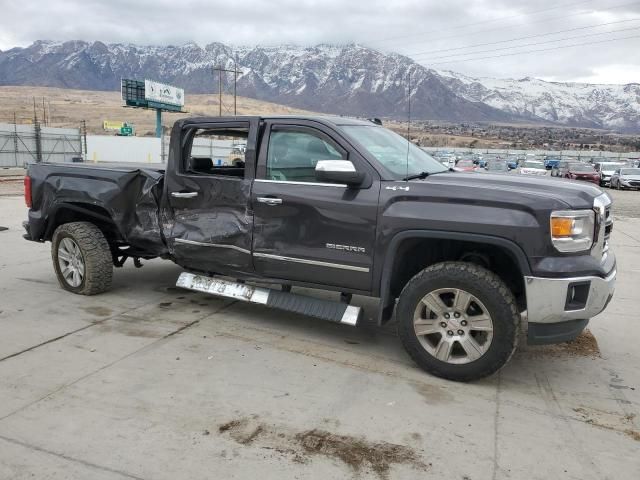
23 115 616 381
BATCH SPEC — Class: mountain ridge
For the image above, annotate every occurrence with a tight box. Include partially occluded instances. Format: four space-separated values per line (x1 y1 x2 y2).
0 40 638 131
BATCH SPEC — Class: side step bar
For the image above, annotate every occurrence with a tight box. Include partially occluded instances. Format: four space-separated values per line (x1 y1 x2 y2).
176 272 361 326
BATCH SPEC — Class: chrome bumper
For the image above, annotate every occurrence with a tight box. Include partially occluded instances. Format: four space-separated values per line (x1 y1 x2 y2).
524 269 616 324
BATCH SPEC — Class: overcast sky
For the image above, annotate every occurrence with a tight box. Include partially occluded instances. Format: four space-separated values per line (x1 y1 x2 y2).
1 0 639 83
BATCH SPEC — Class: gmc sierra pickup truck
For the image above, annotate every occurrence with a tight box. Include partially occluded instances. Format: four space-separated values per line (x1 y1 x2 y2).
23 116 616 381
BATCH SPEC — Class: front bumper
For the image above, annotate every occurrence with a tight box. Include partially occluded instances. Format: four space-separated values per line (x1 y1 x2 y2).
524 269 616 344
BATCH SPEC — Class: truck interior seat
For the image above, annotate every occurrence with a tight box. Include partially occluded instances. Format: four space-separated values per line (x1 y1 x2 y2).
191 157 213 172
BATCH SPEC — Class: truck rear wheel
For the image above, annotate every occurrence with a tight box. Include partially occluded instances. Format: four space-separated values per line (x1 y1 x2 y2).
397 262 519 382
52 222 113 295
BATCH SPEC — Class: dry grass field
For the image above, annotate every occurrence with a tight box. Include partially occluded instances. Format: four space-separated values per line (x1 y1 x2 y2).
0 86 317 136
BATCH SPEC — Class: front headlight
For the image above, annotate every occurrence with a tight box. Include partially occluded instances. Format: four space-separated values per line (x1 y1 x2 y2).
550 210 595 252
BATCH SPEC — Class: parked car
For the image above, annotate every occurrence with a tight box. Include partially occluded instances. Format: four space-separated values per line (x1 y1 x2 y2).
557 162 600 185
454 159 477 172
515 160 547 176
23 115 616 382
484 160 509 173
594 162 626 187
551 161 569 177
610 167 640 190
507 158 519 170
544 158 561 170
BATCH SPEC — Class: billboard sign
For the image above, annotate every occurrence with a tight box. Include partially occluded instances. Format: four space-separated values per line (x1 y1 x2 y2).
144 80 184 107
103 120 125 131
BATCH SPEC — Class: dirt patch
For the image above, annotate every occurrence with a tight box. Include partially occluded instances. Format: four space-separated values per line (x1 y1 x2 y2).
217 417 428 478
96 322 163 338
81 306 113 317
296 429 426 477
573 406 639 441
218 419 242 433
531 329 600 358
410 381 454 404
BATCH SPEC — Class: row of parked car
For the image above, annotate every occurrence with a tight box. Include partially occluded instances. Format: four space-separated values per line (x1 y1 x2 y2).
435 153 640 189
549 159 640 189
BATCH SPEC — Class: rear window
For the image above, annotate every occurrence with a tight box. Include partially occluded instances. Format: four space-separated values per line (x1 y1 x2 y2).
568 163 595 172
522 161 543 168
457 160 475 167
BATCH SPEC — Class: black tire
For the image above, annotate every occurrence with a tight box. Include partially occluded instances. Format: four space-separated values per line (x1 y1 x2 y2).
397 262 519 382
52 222 113 295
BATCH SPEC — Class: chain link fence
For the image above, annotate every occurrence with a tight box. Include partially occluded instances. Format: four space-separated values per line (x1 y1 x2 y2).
0 123 83 167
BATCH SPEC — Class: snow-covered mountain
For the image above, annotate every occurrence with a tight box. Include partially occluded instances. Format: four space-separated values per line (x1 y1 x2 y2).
0 40 638 131
439 71 640 132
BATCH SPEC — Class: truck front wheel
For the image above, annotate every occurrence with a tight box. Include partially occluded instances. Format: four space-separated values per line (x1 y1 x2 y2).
397 262 519 382
52 222 113 295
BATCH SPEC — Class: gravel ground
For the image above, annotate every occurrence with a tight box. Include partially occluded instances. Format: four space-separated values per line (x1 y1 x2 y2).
0 179 23 196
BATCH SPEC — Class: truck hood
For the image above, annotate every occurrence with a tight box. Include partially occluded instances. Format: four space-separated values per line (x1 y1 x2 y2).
404 172 602 210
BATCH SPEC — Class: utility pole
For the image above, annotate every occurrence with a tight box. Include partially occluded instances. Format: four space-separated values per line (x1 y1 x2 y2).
213 65 239 116
218 66 222 116
13 112 18 166
234 57 238 116
81 120 87 158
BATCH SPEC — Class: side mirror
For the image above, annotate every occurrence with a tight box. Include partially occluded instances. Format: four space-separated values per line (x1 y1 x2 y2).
315 160 365 187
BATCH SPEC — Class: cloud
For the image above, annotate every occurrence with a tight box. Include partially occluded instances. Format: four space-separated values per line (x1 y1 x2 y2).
1 0 639 83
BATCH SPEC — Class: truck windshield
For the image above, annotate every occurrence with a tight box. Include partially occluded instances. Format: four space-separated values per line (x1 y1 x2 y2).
341 125 447 178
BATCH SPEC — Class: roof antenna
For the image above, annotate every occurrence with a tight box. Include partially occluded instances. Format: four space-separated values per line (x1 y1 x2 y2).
405 66 412 182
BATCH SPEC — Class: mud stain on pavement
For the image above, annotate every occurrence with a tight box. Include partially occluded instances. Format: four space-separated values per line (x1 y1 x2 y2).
81 306 113 317
573 406 640 441
95 321 164 338
216 417 428 478
410 380 454 404
528 329 600 358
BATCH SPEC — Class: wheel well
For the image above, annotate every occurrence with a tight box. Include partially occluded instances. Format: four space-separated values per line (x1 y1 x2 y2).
388 238 526 308
45 204 122 246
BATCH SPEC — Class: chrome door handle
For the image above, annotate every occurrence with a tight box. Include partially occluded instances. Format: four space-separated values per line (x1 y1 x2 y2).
171 191 198 198
257 197 282 206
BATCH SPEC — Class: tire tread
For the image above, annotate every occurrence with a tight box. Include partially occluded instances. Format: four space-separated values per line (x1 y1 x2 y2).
52 222 113 295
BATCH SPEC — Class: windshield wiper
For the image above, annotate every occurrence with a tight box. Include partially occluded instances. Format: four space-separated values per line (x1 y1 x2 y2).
402 171 430 181
402 169 451 181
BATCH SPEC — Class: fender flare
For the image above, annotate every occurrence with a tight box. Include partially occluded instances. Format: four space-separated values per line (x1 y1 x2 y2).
44 202 119 240
376 230 532 325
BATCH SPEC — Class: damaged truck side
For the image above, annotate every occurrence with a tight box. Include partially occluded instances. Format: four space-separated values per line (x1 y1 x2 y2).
23 116 616 381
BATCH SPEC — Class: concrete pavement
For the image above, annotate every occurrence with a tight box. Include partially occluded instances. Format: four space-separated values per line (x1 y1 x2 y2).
0 195 638 480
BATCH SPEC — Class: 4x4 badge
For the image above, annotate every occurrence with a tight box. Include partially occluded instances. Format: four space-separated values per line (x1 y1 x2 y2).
385 186 410 191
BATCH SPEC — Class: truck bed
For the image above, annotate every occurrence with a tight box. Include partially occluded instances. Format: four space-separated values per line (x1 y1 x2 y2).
25 162 168 257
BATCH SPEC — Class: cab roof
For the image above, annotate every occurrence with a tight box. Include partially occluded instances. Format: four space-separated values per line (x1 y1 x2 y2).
181 115 377 128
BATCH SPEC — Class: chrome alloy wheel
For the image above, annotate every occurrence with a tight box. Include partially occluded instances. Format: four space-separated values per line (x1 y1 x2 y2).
413 288 494 364
57 238 85 288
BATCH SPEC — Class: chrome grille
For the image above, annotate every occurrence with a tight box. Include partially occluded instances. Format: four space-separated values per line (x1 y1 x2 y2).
593 194 612 259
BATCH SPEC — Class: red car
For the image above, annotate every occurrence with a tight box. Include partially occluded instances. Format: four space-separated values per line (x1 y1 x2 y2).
562 163 600 185
454 159 477 172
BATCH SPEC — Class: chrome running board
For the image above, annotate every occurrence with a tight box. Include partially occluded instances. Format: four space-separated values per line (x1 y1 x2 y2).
176 272 361 326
